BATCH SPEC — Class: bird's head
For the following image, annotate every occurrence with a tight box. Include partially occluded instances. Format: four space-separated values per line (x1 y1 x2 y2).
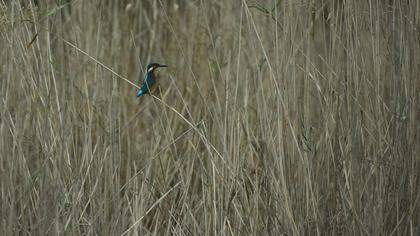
146 63 168 73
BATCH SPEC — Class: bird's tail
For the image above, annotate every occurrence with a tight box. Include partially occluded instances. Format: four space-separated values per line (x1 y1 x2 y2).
136 90 144 97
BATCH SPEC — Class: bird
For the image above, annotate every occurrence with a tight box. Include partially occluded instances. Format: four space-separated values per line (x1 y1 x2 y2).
136 63 168 97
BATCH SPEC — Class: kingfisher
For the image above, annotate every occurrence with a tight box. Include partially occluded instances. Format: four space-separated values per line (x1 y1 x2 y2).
136 63 168 97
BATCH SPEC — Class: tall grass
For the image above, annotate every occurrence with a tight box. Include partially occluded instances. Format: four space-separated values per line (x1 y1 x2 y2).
1 0 419 235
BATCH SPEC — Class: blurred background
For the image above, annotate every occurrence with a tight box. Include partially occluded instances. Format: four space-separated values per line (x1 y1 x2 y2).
1 0 419 235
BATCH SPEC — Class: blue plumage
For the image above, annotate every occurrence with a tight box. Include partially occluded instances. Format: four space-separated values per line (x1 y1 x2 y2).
136 63 168 97
136 73 156 97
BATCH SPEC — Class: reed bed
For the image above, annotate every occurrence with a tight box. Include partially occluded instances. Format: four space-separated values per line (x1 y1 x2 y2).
1 0 419 235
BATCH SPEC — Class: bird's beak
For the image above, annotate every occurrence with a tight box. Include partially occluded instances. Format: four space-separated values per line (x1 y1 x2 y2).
159 64 168 68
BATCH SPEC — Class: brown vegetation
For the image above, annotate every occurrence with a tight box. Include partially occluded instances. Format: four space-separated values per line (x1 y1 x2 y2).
1 0 419 235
